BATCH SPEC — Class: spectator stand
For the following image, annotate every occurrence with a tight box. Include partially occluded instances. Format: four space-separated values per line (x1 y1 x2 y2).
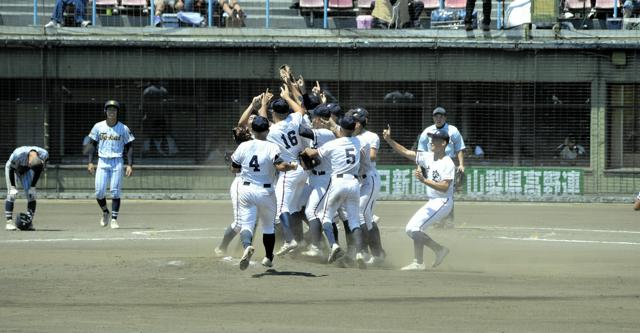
561 0 623 30
300 0 357 28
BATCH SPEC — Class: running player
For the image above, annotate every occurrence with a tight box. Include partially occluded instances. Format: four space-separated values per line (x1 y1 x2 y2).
349 107 385 266
267 91 309 255
86 100 135 229
383 125 452 270
4 146 48 231
230 116 298 270
302 115 369 269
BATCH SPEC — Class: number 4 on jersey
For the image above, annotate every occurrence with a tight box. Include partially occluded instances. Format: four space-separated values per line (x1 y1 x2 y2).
249 155 260 172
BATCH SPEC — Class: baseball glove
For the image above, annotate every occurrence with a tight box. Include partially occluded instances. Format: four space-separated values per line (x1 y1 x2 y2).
16 212 35 231
232 126 252 144
298 151 320 170
455 169 465 191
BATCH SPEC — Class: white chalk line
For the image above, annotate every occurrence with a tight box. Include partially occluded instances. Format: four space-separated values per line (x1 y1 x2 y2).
0 235 221 244
379 225 640 235
496 236 640 246
131 228 215 236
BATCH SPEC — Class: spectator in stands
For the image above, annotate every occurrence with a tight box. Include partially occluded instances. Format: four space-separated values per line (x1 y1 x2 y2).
371 0 424 28
556 135 585 163
154 0 186 26
464 0 491 31
623 0 640 18
561 0 597 19
45 0 91 28
184 0 245 26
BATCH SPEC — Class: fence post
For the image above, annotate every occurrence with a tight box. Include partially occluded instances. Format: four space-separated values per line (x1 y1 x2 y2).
151 0 155 26
33 0 38 25
208 0 212 27
323 0 328 29
266 0 270 28
92 0 97 26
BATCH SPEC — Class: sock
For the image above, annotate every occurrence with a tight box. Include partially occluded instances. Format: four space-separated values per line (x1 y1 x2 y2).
111 198 121 220
263 233 275 261
352 227 364 253
240 229 252 249
27 201 36 217
278 212 294 242
322 222 336 246
360 225 371 254
5 200 14 220
290 212 304 243
219 225 238 251
308 218 322 246
369 223 383 257
97 198 109 213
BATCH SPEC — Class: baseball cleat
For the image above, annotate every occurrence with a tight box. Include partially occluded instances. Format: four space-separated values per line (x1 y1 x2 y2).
327 243 344 263
214 246 226 257
5 219 17 231
110 219 120 229
100 211 110 227
275 240 298 256
366 255 385 266
401 260 426 271
355 252 367 270
261 257 273 268
301 244 322 257
239 246 255 270
432 247 449 268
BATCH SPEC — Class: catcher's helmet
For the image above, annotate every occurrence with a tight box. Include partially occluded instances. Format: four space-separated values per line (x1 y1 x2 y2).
104 100 121 113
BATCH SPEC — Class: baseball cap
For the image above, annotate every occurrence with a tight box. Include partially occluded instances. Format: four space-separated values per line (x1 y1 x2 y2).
251 116 270 132
348 107 368 123
104 100 120 112
312 104 331 118
432 107 446 116
306 94 321 110
339 114 357 131
428 129 450 141
270 98 291 114
326 103 343 117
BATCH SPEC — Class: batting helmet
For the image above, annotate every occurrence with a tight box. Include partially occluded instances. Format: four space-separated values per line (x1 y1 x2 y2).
104 100 121 113
16 213 34 231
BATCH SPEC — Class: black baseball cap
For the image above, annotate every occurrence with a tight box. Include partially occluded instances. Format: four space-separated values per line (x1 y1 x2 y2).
428 129 450 141
251 116 270 132
348 107 368 123
432 107 446 116
312 104 331 118
326 103 343 117
270 98 291 114
339 115 357 131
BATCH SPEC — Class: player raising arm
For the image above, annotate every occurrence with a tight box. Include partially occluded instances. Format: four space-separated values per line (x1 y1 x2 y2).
383 125 452 271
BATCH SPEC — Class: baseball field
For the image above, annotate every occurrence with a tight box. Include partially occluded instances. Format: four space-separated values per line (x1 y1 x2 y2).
1 200 639 332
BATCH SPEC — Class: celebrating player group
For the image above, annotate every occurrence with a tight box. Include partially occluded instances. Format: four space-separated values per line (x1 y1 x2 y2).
213 64 466 271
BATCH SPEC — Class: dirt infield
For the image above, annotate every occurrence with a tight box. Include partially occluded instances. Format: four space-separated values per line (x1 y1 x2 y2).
1 200 639 333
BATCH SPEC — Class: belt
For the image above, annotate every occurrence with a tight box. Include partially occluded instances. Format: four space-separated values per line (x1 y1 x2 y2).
243 181 271 188
335 174 358 179
311 170 326 175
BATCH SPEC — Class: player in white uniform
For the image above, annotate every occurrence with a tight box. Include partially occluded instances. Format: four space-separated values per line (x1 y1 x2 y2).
4 146 48 231
297 104 337 257
303 115 369 269
383 126 453 271
87 100 135 229
230 116 298 270
417 107 466 228
348 107 385 265
266 97 309 255
634 192 640 211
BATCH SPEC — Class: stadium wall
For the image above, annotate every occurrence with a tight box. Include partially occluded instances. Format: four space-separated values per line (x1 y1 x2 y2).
1 27 639 200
